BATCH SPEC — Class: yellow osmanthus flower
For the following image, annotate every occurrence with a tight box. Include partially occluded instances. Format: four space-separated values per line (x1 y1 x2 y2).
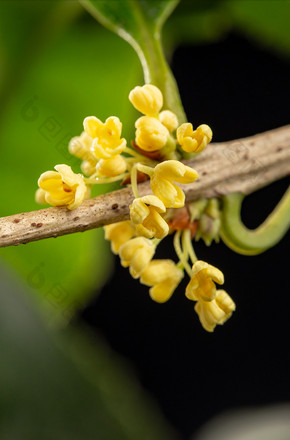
177 123 212 153
135 116 169 152
140 259 184 303
81 160 97 177
96 155 127 177
150 160 199 208
129 84 163 116
83 116 126 159
194 290 236 332
69 131 92 160
36 164 89 210
104 221 136 254
185 260 224 302
69 131 97 176
130 195 169 239
159 110 178 132
119 237 155 278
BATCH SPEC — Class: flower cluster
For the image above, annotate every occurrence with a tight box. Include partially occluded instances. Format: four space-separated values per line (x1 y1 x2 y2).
35 84 235 331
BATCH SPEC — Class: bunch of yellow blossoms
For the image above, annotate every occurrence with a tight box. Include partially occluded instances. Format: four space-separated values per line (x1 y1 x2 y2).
35 84 235 332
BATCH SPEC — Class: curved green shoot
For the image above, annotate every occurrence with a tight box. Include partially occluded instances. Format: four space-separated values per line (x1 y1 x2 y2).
221 187 290 254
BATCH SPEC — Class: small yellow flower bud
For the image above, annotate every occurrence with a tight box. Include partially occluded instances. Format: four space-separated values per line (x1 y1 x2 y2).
129 84 163 116
194 290 236 332
69 131 93 160
81 160 97 176
83 116 126 159
130 195 169 239
185 260 224 302
35 188 47 204
197 213 221 246
177 123 212 153
196 199 221 246
150 160 199 208
159 110 178 132
135 116 169 152
69 131 97 176
140 259 184 303
96 155 127 177
119 236 155 278
37 164 89 210
104 221 136 254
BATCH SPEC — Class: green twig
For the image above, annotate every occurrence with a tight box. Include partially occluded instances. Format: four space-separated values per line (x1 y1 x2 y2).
220 187 290 254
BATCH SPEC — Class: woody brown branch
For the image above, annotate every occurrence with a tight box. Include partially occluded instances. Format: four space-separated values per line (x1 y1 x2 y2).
0 125 289 248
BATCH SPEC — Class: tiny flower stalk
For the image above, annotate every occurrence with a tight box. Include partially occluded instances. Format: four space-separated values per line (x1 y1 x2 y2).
173 230 193 277
220 187 290 255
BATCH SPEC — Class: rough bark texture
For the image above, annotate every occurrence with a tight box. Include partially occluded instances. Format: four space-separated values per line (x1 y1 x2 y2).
0 125 289 248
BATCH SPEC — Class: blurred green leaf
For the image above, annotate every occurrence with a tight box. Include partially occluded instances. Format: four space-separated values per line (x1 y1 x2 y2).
0 1 82 122
225 0 290 57
165 0 290 56
164 0 230 47
0 3 142 323
0 265 179 440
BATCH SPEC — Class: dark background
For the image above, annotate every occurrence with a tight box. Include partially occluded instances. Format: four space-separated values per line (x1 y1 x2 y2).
81 32 290 439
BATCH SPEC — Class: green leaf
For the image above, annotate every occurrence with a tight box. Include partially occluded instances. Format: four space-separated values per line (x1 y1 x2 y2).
0 3 142 324
0 1 82 122
79 0 179 45
80 0 187 123
225 0 290 57
0 265 179 440
164 0 231 47
158 0 290 57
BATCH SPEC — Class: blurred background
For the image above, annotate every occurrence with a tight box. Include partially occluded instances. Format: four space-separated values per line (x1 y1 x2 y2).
0 1 289 439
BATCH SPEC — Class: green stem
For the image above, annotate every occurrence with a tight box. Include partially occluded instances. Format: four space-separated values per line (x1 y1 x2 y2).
80 0 187 124
182 229 198 264
124 146 146 160
219 229 265 256
221 187 290 254
136 163 154 177
137 35 187 125
120 1 185 120
151 238 161 247
84 172 129 184
130 165 139 198
173 230 192 276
